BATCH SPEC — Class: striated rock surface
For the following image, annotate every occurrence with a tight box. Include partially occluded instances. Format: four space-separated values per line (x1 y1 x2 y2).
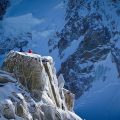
0 51 82 120
2 51 48 101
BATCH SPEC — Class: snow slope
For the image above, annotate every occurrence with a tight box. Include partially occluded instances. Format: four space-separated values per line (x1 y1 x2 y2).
75 53 120 120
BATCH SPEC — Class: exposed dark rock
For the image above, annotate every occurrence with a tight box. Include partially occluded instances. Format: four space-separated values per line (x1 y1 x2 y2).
0 0 10 20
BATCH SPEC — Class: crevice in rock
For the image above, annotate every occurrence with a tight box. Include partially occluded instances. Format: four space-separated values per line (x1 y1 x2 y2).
43 62 60 108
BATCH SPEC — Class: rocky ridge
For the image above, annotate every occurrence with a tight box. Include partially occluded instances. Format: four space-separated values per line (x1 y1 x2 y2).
0 51 82 120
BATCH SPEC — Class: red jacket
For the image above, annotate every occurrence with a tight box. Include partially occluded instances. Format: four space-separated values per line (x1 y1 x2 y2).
28 49 32 53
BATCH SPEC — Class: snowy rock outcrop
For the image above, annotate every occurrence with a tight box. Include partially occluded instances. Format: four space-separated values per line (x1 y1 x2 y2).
2 51 48 101
0 51 82 120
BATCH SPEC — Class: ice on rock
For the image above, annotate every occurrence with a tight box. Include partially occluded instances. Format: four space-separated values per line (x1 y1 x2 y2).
58 74 65 89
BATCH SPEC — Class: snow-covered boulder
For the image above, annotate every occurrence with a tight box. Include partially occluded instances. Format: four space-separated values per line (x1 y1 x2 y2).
0 51 82 120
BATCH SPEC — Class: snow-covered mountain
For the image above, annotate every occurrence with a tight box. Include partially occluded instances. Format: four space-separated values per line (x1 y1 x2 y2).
1 0 120 120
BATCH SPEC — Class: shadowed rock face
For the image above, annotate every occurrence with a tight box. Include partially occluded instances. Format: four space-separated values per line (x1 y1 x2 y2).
48 0 120 98
0 51 82 120
58 25 111 98
47 0 120 101
0 0 10 20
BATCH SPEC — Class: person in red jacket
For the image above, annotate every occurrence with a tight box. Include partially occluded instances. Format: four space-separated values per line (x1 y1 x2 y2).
28 49 32 53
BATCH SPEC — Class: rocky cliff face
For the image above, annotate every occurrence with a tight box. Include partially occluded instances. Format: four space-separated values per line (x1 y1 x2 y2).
47 1 120 119
48 0 120 98
0 51 82 120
